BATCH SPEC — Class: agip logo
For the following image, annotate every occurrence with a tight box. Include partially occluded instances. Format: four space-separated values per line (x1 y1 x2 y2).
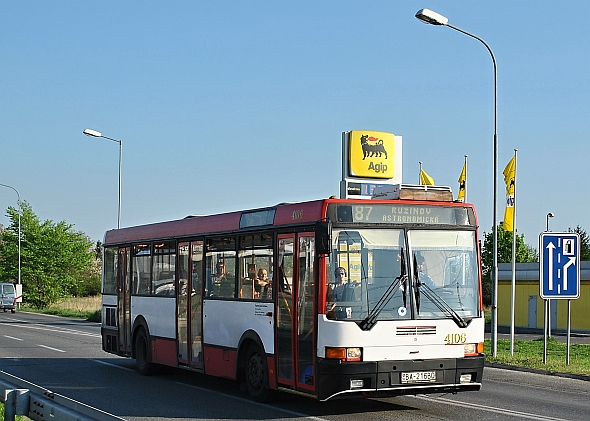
349 131 395 179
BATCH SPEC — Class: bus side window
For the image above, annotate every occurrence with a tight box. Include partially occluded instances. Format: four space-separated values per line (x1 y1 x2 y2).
237 235 273 300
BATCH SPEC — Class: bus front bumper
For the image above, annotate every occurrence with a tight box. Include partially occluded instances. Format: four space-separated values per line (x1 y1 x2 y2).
317 356 484 401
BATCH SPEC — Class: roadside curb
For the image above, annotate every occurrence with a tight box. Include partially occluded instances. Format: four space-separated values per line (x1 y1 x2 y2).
485 362 590 382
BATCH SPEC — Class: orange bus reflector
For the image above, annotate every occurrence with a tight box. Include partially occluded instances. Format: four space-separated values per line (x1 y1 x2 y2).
326 347 346 360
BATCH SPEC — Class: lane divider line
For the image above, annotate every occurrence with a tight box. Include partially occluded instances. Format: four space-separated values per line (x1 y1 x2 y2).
414 395 570 421
38 344 66 353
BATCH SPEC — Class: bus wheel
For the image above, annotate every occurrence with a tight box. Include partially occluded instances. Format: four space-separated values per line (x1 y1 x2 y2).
245 345 276 402
135 327 154 375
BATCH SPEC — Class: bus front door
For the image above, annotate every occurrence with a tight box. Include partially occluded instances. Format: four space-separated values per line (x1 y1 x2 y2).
118 247 132 355
276 234 316 394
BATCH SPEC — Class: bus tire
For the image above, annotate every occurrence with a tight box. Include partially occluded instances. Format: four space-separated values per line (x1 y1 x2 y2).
245 344 276 402
134 327 154 375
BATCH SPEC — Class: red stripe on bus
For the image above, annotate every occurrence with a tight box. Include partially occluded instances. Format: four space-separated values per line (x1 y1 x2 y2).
151 337 178 367
203 346 238 380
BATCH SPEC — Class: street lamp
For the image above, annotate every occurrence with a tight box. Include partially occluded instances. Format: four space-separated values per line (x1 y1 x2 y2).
0 183 21 294
83 128 123 229
416 8 500 356
546 212 554 232
544 211 555 339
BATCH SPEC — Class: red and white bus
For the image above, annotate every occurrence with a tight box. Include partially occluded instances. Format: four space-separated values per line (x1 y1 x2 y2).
101 188 484 401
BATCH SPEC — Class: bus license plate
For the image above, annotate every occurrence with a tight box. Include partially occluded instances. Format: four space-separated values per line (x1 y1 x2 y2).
401 371 436 384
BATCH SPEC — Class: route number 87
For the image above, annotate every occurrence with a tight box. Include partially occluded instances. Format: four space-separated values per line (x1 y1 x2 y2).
354 206 373 221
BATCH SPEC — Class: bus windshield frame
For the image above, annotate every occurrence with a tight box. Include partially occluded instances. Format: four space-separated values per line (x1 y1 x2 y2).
325 203 480 328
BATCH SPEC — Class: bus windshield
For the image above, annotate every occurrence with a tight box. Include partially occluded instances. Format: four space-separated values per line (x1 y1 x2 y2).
326 228 479 326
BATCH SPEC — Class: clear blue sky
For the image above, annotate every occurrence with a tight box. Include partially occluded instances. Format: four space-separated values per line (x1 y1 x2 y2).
1 1 588 248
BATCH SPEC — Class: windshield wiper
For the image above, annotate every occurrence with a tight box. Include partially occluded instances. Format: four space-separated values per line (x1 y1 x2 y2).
417 283 469 328
359 250 407 331
412 253 468 328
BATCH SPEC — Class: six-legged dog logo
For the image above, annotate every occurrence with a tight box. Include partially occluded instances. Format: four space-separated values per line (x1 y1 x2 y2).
360 134 388 160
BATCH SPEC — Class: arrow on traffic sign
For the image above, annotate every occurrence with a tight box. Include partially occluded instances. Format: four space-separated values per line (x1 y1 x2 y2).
562 256 576 291
546 242 555 291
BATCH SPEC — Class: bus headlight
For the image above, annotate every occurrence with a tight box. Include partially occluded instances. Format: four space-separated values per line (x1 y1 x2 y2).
350 379 364 389
325 347 362 362
464 342 484 356
460 373 473 384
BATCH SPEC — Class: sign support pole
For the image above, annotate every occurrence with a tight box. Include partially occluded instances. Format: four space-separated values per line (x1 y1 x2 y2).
543 299 547 364
567 299 571 365
548 299 552 338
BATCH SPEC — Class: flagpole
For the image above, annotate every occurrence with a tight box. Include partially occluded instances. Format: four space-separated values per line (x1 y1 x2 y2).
464 155 468 202
419 161 423 184
510 149 518 355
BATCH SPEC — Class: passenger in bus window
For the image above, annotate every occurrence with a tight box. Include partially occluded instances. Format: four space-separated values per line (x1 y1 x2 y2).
255 268 269 298
212 262 235 298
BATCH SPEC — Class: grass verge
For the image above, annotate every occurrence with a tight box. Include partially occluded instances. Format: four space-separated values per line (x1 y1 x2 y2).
485 337 590 377
19 295 101 322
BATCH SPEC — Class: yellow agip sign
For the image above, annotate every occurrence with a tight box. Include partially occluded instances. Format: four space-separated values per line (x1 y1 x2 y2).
348 130 395 179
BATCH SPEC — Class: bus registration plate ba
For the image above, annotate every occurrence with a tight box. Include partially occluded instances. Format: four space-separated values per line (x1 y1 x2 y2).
401 371 436 384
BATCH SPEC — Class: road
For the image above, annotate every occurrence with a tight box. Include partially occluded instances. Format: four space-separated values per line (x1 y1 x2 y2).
1 311 589 420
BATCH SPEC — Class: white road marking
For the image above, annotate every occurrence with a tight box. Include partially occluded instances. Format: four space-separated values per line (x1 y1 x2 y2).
415 395 571 421
38 344 66 353
3 335 23 341
89 359 135 372
176 381 329 421
0 317 100 338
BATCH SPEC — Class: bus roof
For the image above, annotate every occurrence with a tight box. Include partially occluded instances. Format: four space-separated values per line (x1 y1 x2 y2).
104 199 325 245
103 197 475 245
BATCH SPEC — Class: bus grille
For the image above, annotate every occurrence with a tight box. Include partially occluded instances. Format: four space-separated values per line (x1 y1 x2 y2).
396 326 436 336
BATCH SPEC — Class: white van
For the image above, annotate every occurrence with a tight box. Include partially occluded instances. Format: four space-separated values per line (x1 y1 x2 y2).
0 283 16 313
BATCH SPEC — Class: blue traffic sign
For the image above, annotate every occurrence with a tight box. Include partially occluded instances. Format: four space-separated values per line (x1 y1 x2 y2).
539 233 580 299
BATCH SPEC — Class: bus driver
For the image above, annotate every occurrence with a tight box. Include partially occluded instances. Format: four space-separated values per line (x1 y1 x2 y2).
328 267 355 302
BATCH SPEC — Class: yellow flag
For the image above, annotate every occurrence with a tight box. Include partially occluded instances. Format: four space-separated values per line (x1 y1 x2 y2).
503 156 516 231
457 162 466 201
420 168 435 186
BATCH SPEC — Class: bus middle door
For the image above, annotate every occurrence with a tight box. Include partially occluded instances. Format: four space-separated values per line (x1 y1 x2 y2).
276 233 316 394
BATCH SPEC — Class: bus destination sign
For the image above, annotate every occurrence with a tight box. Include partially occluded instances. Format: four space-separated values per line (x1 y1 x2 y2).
332 204 472 226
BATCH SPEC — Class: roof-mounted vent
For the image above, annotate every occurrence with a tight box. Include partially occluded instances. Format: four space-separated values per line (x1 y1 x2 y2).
371 184 454 202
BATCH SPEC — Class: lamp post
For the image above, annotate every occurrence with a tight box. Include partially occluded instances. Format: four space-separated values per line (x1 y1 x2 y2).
415 8 499 356
0 183 21 294
545 211 555 338
546 212 554 232
83 128 123 229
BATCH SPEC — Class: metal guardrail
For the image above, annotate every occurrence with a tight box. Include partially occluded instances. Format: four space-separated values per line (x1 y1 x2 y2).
0 371 125 421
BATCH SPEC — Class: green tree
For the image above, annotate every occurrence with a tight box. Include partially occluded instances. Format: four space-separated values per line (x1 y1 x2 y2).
0 201 94 308
571 225 590 261
524 243 539 262
481 223 533 305
71 241 102 297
